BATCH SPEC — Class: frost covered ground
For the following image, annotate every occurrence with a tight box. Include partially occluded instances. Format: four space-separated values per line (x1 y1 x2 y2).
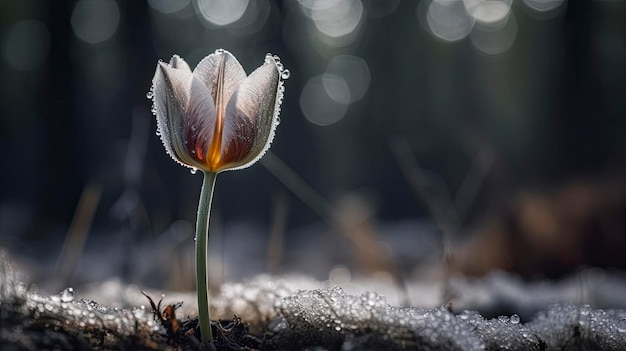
3 249 626 350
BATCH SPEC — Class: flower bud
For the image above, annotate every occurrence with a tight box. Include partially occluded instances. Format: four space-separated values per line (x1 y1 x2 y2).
150 49 288 173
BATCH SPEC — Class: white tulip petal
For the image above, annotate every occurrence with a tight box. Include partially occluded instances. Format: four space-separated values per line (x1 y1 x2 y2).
222 57 281 170
193 49 247 111
153 59 216 169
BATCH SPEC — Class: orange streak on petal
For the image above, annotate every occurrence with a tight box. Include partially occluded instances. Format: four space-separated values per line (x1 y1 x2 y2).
207 56 225 170
195 145 204 161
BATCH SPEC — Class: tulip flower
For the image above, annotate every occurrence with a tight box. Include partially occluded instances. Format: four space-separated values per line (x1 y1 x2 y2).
149 49 288 344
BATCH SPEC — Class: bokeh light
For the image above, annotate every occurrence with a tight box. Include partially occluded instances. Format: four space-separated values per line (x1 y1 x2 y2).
294 0 364 47
311 0 363 38
522 0 567 13
470 10 518 55
147 0 191 15
226 0 271 36
325 55 370 103
194 0 249 27
71 0 120 44
2 20 50 71
322 74 351 104
426 0 476 42
300 74 350 126
464 0 512 28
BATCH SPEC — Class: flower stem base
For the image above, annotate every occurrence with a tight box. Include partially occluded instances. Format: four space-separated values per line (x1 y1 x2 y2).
196 171 217 343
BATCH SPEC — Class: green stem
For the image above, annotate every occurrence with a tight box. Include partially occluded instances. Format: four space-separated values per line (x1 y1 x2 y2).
195 170 217 344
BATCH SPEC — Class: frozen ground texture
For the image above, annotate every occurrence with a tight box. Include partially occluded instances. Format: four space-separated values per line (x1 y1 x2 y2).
3 252 626 350
0 252 160 350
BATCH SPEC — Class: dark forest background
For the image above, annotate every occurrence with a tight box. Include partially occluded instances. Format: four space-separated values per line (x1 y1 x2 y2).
0 0 624 289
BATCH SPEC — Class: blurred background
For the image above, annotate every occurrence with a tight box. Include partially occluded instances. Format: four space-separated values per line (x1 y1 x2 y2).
0 0 625 296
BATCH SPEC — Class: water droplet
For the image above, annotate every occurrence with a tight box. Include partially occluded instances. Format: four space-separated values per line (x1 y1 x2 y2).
276 62 283 70
273 55 281 63
190 168 197 175
334 325 342 331
61 287 74 303
510 314 520 324
146 91 153 99
281 69 291 80
215 48 224 54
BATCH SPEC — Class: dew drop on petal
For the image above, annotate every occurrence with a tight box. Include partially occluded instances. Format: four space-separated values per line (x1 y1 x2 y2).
510 314 520 324
146 91 153 99
281 69 291 80
190 168 197 175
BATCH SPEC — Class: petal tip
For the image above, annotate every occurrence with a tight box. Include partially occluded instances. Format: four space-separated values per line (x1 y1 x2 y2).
264 53 290 81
